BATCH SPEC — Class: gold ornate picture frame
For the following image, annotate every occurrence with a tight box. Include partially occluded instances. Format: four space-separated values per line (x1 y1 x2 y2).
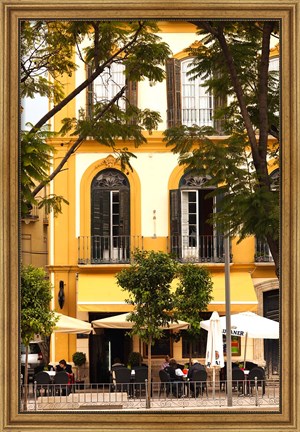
0 0 299 431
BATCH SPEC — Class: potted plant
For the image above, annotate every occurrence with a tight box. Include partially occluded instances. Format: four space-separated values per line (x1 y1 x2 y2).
72 352 86 388
72 351 86 367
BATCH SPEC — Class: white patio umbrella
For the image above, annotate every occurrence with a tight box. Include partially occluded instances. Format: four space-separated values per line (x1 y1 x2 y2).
92 312 189 330
53 312 92 334
204 311 225 398
200 311 279 368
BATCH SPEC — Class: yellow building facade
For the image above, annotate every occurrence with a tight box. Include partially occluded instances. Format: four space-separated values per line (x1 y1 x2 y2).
23 22 279 383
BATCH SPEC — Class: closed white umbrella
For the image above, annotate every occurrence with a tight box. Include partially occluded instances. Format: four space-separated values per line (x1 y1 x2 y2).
204 311 224 398
201 311 279 368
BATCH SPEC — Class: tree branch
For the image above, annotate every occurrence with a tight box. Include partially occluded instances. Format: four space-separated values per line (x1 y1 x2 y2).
32 84 127 197
27 21 145 136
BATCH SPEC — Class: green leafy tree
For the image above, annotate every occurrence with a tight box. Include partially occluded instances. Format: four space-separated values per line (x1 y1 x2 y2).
174 264 213 366
164 21 280 276
21 20 171 216
21 265 58 410
116 249 178 406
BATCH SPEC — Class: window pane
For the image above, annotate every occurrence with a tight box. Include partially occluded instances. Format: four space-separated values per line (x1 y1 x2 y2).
181 59 213 127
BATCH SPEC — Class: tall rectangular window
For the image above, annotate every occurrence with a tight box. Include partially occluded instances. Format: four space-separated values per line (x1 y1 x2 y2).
181 59 214 127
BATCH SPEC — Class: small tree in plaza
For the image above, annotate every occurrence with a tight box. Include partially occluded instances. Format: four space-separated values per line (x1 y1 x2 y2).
174 264 214 365
116 249 178 406
21 265 58 410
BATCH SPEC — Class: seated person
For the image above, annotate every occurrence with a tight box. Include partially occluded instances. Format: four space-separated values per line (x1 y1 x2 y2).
56 359 73 374
160 355 170 370
187 359 206 397
187 359 205 380
111 357 125 369
164 358 184 397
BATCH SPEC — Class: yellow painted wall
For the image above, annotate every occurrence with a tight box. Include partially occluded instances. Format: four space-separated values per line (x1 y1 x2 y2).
231 237 256 264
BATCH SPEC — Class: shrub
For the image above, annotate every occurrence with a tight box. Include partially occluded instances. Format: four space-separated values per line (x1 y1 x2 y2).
72 351 86 366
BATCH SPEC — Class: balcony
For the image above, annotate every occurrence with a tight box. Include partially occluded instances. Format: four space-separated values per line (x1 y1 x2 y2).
78 235 229 265
167 108 214 128
78 236 143 265
182 108 214 127
254 239 274 263
170 235 228 263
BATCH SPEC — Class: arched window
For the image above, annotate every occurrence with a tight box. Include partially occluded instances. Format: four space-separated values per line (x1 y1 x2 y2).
170 173 224 262
91 169 130 263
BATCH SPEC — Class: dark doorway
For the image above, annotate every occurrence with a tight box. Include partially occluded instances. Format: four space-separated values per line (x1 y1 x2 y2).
263 289 280 377
88 312 132 383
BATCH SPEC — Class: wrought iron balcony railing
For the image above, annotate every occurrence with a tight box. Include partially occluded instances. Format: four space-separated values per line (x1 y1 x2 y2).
170 234 228 263
78 235 143 264
254 239 274 263
167 108 214 128
78 235 230 265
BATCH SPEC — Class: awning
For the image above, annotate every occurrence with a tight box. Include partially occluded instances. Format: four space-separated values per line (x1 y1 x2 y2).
92 312 189 330
77 271 257 313
207 272 258 313
53 312 92 334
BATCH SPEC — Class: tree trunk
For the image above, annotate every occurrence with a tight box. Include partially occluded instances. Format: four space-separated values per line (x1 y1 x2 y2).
23 346 29 411
194 21 279 278
265 235 280 278
147 338 152 408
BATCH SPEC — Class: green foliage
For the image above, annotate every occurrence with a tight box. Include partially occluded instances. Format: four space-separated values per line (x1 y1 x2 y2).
116 249 178 343
21 125 69 217
21 265 58 347
20 20 171 212
174 264 213 336
20 21 77 102
164 21 280 264
72 351 87 366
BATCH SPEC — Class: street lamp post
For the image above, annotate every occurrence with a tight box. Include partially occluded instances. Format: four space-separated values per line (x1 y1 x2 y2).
224 233 232 406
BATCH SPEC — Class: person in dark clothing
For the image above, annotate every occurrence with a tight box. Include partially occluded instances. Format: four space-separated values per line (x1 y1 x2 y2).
164 358 184 397
111 357 125 369
187 359 205 380
56 359 73 374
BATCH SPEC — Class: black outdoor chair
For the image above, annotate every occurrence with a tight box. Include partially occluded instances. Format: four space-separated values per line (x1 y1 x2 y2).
133 366 148 397
244 361 258 371
226 367 245 395
34 371 52 397
159 370 171 397
248 367 266 395
113 367 132 395
53 371 70 396
220 362 241 391
189 369 208 397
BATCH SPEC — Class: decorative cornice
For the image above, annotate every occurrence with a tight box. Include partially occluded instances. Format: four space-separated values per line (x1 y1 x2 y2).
101 154 117 169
